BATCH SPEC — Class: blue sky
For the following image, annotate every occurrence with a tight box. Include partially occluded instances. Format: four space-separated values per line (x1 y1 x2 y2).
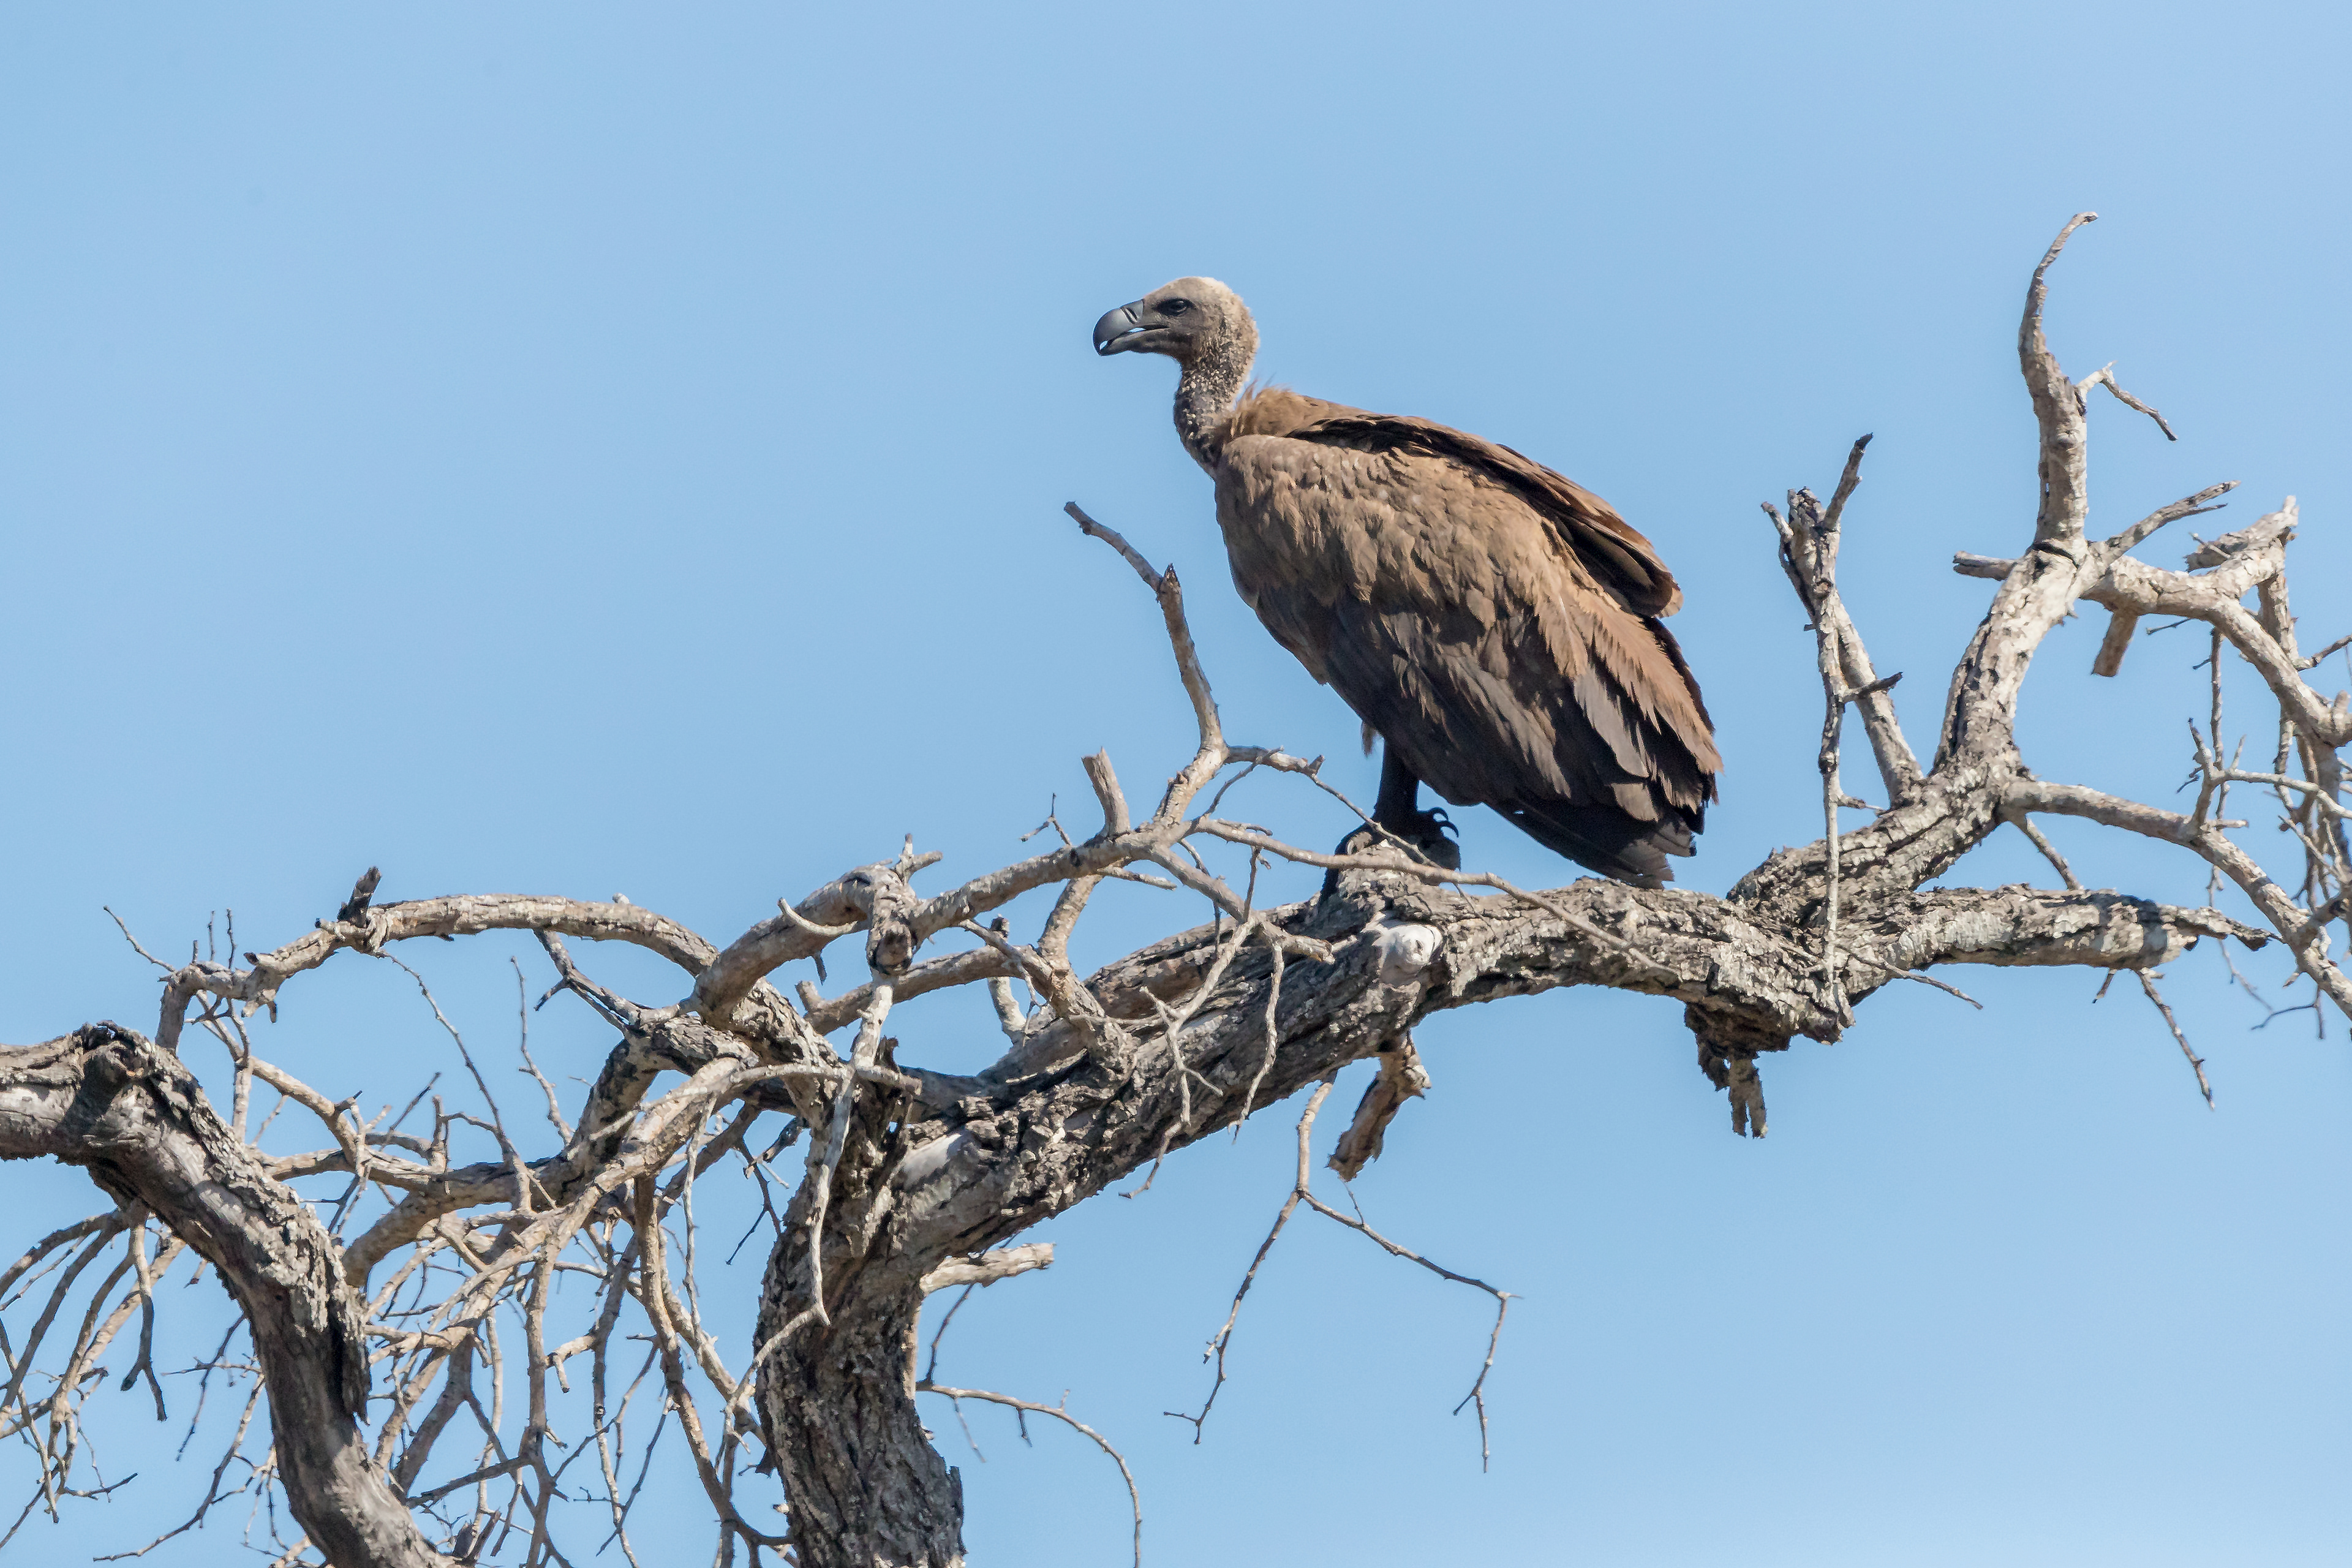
2 3 2347 1564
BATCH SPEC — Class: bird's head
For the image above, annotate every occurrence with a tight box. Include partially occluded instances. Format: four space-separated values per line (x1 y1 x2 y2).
1092 277 1253 366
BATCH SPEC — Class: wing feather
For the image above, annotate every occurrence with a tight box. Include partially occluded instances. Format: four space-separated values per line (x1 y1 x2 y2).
1268 404 1683 618
1209 390 1719 881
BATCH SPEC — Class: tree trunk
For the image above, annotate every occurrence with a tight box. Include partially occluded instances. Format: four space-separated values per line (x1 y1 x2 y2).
760 1278 963 1567
756 1061 965 1568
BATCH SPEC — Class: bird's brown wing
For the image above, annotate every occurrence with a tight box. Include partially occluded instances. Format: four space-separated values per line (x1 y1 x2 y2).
1210 401 1717 880
1280 406 1684 618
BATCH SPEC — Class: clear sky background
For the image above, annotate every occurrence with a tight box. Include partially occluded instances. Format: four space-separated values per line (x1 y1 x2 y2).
3 4 2348 1564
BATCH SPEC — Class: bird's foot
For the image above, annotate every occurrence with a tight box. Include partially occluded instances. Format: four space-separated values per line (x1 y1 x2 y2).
1320 810 1461 904
1335 809 1461 872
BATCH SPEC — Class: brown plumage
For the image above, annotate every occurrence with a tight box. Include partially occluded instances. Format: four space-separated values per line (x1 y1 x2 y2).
1094 277 1719 883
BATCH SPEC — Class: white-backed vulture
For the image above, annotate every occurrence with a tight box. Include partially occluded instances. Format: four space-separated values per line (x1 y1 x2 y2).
1093 276 1721 884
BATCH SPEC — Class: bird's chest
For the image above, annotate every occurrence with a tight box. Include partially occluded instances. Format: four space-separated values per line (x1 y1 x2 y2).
1216 445 1395 600
1212 440 1500 617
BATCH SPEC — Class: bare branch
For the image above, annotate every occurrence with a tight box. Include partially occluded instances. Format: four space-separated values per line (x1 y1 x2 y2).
919 1244 1055 1295
917 1383 1142 1568
2076 361 2179 441
1166 1080 1331 1441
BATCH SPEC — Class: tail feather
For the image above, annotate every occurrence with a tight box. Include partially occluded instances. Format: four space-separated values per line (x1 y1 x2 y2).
1498 799 1697 887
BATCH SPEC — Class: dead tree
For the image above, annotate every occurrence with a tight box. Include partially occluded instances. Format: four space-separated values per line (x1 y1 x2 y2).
2 216 2343 1567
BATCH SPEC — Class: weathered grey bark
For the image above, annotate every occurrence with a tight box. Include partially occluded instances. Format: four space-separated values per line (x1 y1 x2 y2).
760 1084 963 1568
0 1026 452 1568
748 873 2262 1559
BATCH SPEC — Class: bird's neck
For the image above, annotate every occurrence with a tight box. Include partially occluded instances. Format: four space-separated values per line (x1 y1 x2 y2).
1174 331 1254 470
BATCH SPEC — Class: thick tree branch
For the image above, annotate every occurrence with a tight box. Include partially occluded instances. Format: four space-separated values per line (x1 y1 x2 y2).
0 1026 451 1568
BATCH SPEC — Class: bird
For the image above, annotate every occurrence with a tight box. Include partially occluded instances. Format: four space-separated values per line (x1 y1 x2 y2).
1093 277 1719 884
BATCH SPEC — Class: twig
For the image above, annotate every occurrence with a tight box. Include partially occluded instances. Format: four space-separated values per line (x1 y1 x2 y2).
2007 813 2084 891
1170 1076 1511 1466
1065 502 1162 590
1166 1080 1329 1439
510 958 571 1142
2136 972 2214 1107
916 1384 1142 1568
1835 948 1983 1009
1234 939 1287 1136
2296 632 2352 671
1289 1192 1511 1471
921 1286 976 1387
102 908 173 971
2075 361 2179 441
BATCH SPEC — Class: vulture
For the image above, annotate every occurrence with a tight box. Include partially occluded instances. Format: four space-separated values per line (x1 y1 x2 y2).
1093 277 1719 884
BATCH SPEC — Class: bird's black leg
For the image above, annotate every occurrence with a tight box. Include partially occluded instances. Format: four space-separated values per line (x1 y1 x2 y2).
1329 743 1462 884
1373 745 1463 869
1373 743 1422 828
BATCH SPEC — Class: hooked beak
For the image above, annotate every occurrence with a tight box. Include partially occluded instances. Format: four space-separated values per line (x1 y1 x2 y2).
1093 301 1155 356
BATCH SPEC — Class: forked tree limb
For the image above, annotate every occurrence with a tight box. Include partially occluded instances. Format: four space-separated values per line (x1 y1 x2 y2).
0 1026 447 1567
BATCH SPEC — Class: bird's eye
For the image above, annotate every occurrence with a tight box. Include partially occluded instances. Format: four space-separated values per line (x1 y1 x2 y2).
1159 298 1193 315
